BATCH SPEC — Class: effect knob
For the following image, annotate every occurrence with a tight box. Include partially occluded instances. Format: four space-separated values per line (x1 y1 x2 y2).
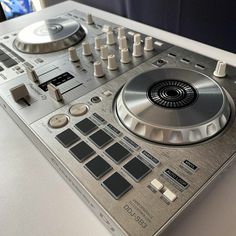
117 26 125 39
132 42 143 57
26 67 39 83
119 36 128 50
68 47 79 62
47 83 63 102
94 61 104 77
213 61 227 78
10 83 29 102
86 13 94 25
106 31 115 45
107 54 118 70
82 41 92 56
100 45 109 60
144 36 153 51
120 48 131 64
95 37 102 50
134 33 141 44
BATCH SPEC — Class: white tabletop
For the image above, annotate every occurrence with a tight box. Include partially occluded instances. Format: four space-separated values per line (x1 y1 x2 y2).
0 1 236 236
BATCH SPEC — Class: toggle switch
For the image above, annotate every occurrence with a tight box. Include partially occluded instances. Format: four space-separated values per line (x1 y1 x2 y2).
10 83 29 102
107 54 118 70
117 26 125 39
132 42 142 57
100 45 109 60
26 67 39 83
95 37 102 50
82 41 92 56
94 61 104 77
120 48 130 64
213 61 227 78
106 31 115 45
144 36 154 51
47 83 63 102
86 13 94 25
134 33 141 44
68 47 79 62
119 36 127 50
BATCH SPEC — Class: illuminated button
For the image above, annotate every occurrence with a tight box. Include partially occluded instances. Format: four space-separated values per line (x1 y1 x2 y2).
75 118 98 135
89 129 113 148
105 142 130 164
49 114 69 128
163 189 177 202
151 179 163 191
69 141 95 162
69 103 88 116
102 172 132 199
56 128 80 148
122 157 151 182
85 155 112 179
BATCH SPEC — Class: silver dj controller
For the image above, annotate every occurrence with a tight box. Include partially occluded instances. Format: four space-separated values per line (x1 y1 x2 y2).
0 3 236 236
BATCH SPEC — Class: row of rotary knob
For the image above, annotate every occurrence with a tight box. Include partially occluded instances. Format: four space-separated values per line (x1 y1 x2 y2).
68 27 154 77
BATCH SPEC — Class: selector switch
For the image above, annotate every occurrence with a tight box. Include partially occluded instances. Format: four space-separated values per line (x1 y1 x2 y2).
82 41 92 56
26 67 39 83
213 61 227 78
106 31 115 45
94 61 105 77
10 83 29 102
144 36 154 51
107 54 118 70
47 83 63 102
86 13 94 25
68 47 79 62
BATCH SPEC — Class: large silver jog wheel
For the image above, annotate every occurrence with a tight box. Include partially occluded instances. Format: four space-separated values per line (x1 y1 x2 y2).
116 68 231 145
14 18 86 53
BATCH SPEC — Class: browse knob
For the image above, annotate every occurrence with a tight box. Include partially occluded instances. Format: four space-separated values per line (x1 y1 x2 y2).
26 67 39 83
47 83 63 102
117 26 125 39
95 37 101 50
82 41 92 56
106 31 115 45
94 61 104 77
10 83 29 102
100 45 109 60
134 33 141 44
119 36 128 50
132 42 142 57
107 54 118 70
86 13 94 25
68 47 79 62
213 61 227 78
120 48 131 64
144 36 153 51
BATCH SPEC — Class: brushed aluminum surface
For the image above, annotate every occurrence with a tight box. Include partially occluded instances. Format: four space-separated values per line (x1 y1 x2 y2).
14 18 86 53
116 68 231 145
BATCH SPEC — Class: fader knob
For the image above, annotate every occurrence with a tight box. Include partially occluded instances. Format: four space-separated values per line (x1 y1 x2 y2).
10 83 29 102
86 13 94 25
117 26 125 39
119 36 128 50
26 67 39 83
82 41 92 56
95 37 101 50
94 61 104 77
213 61 227 78
144 36 154 51
100 45 109 60
134 33 141 44
107 54 118 70
120 48 131 64
132 42 143 57
106 31 115 45
47 83 63 102
68 47 79 62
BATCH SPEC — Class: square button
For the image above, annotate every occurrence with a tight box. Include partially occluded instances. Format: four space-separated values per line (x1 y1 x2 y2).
123 157 151 182
89 129 113 148
56 128 80 148
75 118 98 135
69 141 95 162
105 142 131 164
102 172 132 200
85 155 112 179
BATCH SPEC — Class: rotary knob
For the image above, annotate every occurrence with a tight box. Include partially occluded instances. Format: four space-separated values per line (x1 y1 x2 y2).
95 37 101 50
26 67 39 83
94 61 105 77
82 41 92 56
120 48 130 64
100 45 109 60
144 36 153 51
132 42 142 57
213 61 227 78
86 13 94 25
107 54 118 70
134 33 141 44
117 26 125 39
106 31 115 45
119 36 127 50
68 47 79 62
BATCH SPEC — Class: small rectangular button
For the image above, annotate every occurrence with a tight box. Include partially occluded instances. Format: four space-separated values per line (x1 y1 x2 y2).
163 189 177 202
151 179 163 191
3 58 17 68
75 118 98 135
56 128 80 148
89 129 113 149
